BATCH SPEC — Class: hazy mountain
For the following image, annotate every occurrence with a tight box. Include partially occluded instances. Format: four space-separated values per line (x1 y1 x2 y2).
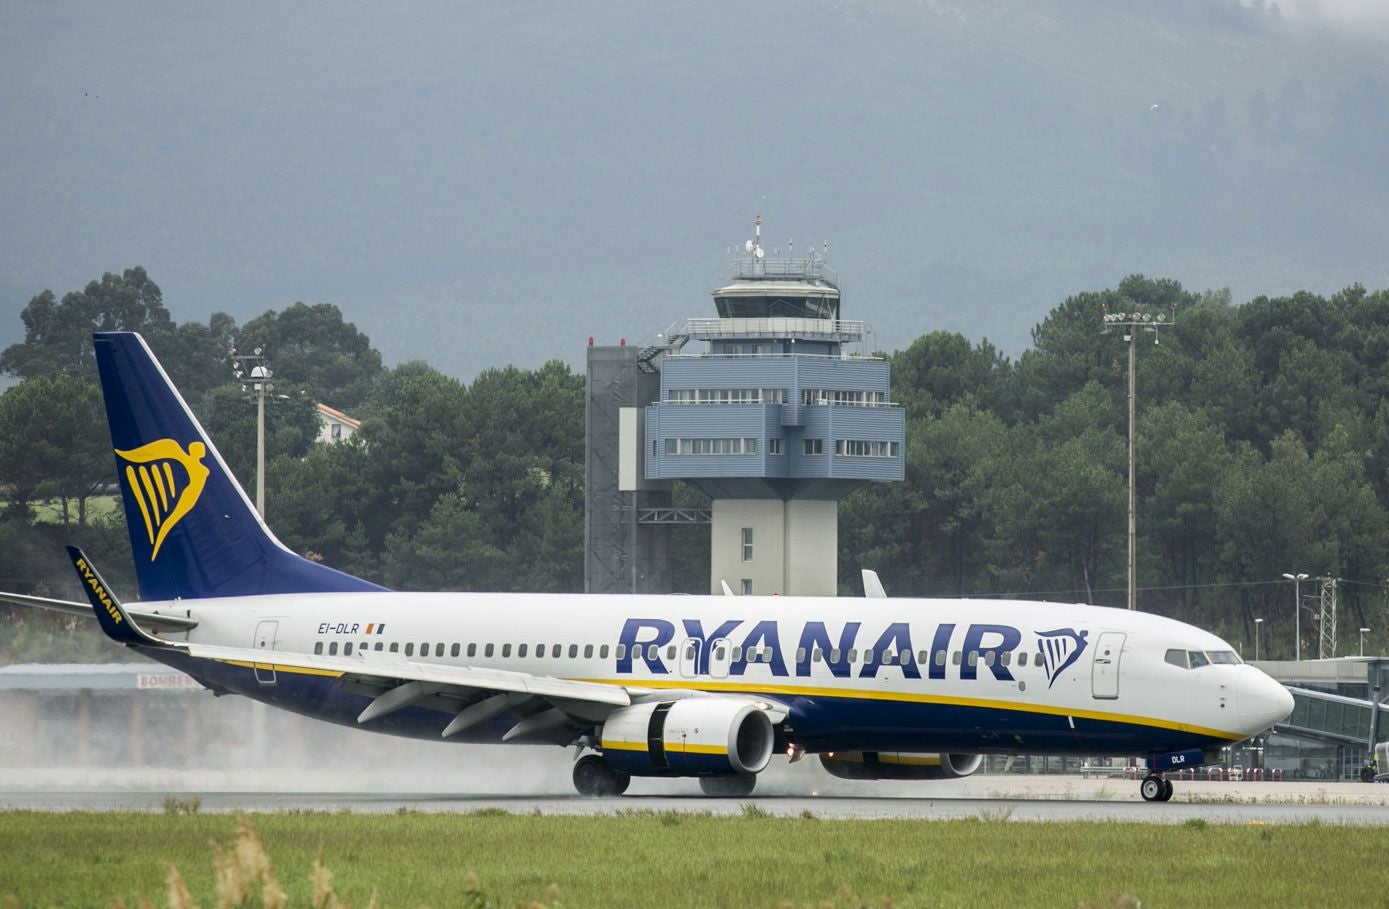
3 0 1387 378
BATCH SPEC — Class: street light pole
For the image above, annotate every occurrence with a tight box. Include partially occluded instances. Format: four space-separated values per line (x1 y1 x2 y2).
1101 310 1167 610
230 347 273 517
1361 627 1370 657
1282 572 1308 661
1254 617 1263 661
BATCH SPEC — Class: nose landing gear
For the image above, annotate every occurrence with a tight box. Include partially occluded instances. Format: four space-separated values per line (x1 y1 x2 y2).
1140 773 1174 802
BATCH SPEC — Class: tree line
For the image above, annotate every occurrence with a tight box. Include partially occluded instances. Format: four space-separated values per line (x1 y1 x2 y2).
2 268 1387 662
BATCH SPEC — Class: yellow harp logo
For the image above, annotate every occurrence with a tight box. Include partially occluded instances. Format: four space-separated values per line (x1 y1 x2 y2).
116 439 211 561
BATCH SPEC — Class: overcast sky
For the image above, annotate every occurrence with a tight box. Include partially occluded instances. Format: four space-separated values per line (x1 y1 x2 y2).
3 0 1387 380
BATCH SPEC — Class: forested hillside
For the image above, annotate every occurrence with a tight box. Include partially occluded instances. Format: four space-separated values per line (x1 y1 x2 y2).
3 268 1387 662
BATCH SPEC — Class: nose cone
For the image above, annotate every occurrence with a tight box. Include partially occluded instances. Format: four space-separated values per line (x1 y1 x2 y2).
1237 668 1296 734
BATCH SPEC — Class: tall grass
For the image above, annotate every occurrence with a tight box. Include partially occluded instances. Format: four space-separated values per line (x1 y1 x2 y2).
2 810 1386 907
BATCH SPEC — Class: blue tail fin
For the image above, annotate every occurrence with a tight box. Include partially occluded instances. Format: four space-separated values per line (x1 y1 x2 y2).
95 332 385 600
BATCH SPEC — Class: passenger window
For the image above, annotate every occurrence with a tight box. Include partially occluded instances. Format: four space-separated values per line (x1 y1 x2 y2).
553 644 562 658
917 650 928 664
1018 652 1028 666
952 651 962 666
451 643 460 658
935 651 946 667
518 644 528 658
585 644 594 659
848 649 858 664
314 642 323 655
344 642 353 656
1188 651 1210 668
1000 652 1011 666
1165 649 1188 669
968 652 979 667
760 650 772 663
1036 652 1044 666
864 650 876 665
666 645 677 661
403 643 413 657
714 645 727 660
812 648 823 663
569 644 578 658
600 645 610 659
647 644 659 661
830 648 841 663
731 646 743 662
389 642 399 653
420 642 429 656
984 652 995 667
467 643 477 658
899 651 911 666
502 643 512 658
615 644 626 660
485 643 494 657
374 642 383 652
796 647 807 663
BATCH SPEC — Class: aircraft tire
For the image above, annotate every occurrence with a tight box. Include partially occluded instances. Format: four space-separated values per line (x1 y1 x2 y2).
1140 774 1163 802
1159 778 1174 801
699 773 757 798
573 754 618 797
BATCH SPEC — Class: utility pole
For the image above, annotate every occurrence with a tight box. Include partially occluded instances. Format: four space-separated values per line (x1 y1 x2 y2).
1101 309 1167 610
231 346 273 517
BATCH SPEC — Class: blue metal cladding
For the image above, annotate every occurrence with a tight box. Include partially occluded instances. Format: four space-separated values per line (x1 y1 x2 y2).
645 354 904 489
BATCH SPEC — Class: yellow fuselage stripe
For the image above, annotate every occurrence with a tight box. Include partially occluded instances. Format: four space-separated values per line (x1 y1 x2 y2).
580 677 1243 742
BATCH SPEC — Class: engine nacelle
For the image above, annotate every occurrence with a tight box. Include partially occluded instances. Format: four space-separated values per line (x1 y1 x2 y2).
819 751 983 781
599 699 774 777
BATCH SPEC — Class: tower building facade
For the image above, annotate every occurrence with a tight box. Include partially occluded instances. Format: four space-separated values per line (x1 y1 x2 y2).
643 220 904 595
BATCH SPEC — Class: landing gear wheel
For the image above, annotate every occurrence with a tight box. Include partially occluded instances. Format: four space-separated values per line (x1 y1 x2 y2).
572 754 629 797
1140 773 1164 802
1159 778 1174 802
699 774 757 798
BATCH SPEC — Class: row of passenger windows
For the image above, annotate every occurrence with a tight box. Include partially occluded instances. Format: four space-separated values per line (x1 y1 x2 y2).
313 637 1047 669
1165 648 1241 669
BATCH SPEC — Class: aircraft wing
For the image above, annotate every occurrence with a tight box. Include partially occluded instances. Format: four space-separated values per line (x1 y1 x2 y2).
0 589 199 632
67 546 649 743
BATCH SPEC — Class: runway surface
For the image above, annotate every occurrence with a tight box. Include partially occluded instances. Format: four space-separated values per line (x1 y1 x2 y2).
7 776 1389 825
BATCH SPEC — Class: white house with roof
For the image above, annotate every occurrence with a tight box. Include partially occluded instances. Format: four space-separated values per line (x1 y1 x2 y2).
314 403 361 444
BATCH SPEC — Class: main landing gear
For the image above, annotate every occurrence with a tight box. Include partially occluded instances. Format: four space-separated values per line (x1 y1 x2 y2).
1140 773 1174 802
572 754 630 797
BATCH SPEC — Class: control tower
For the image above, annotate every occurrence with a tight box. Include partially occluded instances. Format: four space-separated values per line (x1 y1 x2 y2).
643 218 904 595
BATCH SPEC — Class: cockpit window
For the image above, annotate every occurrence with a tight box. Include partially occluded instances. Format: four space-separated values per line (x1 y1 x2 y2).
1165 649 1188 669
1207 650 1240 664
1187 651 1210 668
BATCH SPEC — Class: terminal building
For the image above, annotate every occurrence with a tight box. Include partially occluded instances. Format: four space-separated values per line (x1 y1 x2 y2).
585 219 904 596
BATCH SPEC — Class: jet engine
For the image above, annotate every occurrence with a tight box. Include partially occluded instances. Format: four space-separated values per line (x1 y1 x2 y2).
598 699 775 777
819 751 983 781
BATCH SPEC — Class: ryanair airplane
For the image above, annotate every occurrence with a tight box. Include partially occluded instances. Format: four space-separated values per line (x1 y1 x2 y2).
7 332 1294 801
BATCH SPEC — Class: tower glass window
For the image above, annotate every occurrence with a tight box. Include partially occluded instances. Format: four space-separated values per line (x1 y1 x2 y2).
741 527 753 561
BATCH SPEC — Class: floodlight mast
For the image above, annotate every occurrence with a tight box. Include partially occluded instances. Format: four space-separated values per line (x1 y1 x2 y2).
1100 309 1167 610
1282 572 1309 661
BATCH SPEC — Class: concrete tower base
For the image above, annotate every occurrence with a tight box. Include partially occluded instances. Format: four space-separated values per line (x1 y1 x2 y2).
710 499 838 596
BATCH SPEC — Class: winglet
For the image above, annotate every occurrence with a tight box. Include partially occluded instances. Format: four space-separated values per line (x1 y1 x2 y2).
861 569 887 599
66 546 163 647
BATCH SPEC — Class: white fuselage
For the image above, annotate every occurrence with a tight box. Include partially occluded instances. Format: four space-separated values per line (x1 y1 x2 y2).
143 590 1290 757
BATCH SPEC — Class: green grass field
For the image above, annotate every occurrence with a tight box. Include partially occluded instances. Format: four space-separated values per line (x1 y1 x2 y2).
2 810 1386 908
